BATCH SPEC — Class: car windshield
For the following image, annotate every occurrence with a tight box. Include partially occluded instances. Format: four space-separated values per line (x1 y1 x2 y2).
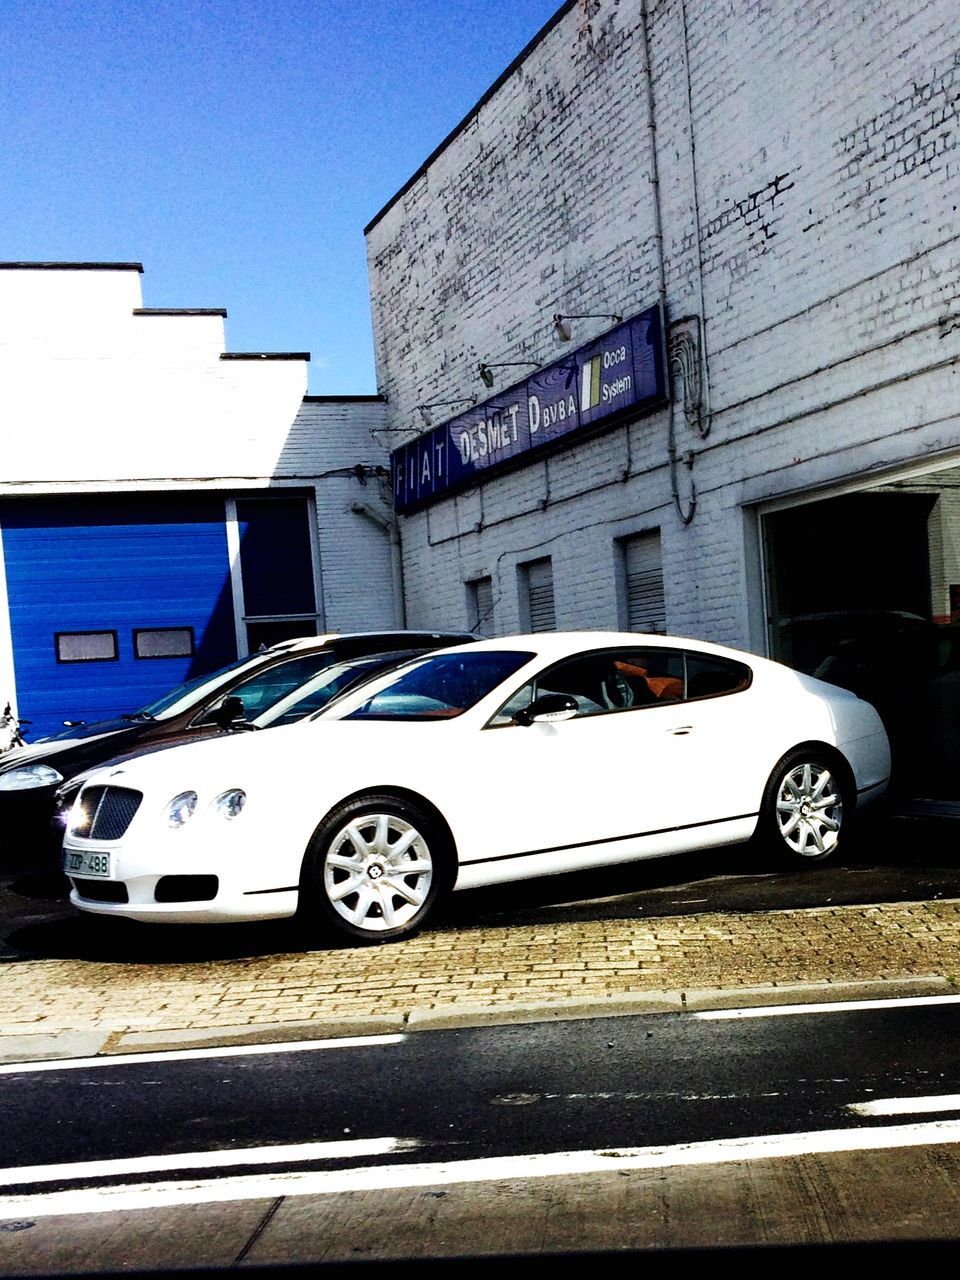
253 651 426 728
321 649 535 721
214 652 361 721
136 652 276 719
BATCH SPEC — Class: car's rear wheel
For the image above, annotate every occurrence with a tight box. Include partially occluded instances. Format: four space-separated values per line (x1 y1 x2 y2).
757 748 851 864
300 793 451 945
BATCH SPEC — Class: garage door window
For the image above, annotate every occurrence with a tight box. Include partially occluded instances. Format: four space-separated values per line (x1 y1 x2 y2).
134 628 195 659
55 631 118 663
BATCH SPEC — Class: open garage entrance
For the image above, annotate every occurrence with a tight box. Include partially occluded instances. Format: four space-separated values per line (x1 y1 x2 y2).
763 464 960 811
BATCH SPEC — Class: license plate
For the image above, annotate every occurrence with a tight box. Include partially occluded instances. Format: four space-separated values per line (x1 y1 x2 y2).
63 849 112 879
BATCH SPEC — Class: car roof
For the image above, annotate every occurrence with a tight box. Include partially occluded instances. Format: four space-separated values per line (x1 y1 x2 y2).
415 630 761 663
263 630 476 655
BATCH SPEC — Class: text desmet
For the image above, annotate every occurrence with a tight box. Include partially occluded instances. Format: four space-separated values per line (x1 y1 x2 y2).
456 403 520 463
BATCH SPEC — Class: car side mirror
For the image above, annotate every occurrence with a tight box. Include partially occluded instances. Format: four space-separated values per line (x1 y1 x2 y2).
205 695 245 729
514 693 579 726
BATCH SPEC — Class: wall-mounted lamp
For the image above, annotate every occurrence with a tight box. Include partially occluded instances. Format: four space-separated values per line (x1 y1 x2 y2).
416 397 476 426
477 360 539 388
553 312 623 342
351 463 388 484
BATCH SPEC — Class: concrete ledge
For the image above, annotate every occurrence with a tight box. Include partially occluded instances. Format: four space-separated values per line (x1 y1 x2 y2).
408 978 959 1032
406 991 686 1031
681 975 956 1011
0 1029 110 1064
107 1015 408 1055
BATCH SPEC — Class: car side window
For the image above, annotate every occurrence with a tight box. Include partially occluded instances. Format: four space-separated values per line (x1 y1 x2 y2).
536 654 616 717
487 647 686 727
191 653 337 723
491 681 536 726
608 649 685 706
684 654 752 700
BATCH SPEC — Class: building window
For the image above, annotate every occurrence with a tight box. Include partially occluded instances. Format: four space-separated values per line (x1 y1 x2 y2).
466 576 494 635
619 531 666 633
55 631 118 663
134 627 195 659
520 558 556 632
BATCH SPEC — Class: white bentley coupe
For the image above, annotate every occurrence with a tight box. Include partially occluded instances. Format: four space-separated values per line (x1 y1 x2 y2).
61 631 891 945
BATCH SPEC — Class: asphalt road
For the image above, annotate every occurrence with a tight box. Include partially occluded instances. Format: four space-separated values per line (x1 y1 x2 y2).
6 997 960 1177
3 997 960 1266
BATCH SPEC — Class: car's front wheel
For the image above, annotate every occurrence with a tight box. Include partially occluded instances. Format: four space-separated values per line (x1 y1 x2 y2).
300 794 451 945
757 748 851 864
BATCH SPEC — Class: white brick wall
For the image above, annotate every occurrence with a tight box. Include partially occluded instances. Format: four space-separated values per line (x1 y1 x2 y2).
0 265 309 486
365 0 960 651
294 397 398 632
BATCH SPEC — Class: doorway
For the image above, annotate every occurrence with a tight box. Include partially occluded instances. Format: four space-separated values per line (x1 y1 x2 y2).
763 468 960 805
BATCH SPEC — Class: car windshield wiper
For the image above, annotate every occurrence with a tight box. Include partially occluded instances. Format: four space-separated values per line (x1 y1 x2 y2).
121 711 156 722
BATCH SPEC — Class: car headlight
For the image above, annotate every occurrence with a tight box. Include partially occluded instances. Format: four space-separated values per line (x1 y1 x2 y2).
164 791 198 828
0 763 64 791
213 789 246 820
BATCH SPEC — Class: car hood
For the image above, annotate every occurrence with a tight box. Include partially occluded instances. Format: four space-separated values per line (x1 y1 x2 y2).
72 717 452 797
56 729 244 799
34 715 152 743
0 722 137 769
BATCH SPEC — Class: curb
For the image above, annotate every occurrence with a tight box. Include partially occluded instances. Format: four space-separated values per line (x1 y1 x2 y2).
0 974 954 1065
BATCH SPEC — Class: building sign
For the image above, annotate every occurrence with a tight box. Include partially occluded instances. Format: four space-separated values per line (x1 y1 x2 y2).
391 302 667 514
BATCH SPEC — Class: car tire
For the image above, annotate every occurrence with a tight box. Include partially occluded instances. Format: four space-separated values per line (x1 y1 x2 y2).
299 793 452 946
756 747 852 865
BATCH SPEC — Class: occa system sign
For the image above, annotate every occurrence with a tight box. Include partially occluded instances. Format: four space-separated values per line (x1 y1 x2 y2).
391 302 667 514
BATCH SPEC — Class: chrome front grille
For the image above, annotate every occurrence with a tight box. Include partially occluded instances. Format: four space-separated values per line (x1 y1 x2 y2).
71 785 143 840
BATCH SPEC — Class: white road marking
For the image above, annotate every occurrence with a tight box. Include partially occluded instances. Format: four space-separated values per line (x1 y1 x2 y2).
0 1033 405 1075
849 1094 960 1116
3 1119 960 1219
692 994 960 1020
0 1138 420 1187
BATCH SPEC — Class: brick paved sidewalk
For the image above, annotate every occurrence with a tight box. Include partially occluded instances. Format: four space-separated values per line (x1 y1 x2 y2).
0 899 958 1062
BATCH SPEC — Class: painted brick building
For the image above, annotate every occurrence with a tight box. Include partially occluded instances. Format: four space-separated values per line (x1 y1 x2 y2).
364 0 960 807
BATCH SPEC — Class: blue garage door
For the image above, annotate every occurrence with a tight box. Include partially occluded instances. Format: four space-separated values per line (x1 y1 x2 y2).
1 495 239 739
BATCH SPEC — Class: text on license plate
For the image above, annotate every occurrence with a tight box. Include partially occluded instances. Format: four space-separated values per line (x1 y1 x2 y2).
63 850 112 879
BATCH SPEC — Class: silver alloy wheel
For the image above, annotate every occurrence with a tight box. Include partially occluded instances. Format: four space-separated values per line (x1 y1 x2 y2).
323 811 434 933
775 761 842 856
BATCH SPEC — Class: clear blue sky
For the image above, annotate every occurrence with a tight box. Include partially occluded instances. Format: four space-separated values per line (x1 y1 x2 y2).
2 0 563 394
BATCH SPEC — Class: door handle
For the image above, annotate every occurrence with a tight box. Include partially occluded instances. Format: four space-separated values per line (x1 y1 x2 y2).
669 725 694 735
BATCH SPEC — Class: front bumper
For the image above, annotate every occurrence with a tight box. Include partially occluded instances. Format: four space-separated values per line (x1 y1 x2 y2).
65 874 299 922
62 828 300 923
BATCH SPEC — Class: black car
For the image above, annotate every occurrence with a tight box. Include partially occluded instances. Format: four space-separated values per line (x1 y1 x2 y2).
0 630 474 864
